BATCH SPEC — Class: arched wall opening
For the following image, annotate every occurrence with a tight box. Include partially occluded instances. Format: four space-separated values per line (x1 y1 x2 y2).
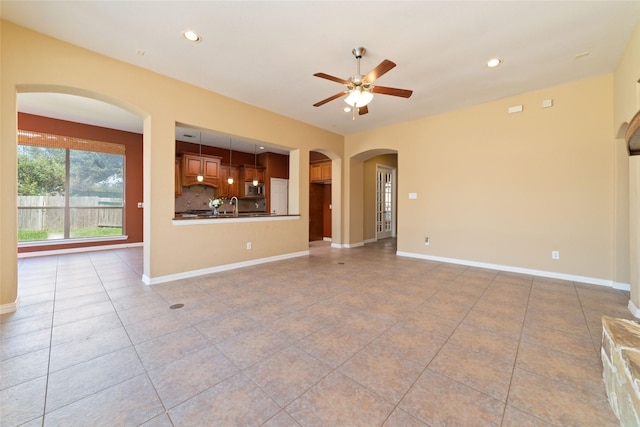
347 148 398 247
309 148 342 247
7 85 147 313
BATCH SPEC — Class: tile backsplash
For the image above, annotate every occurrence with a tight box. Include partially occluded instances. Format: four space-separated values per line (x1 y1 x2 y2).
175 185 217 212
175 185 267 213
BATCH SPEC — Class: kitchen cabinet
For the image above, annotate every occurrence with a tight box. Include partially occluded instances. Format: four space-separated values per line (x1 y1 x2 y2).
219 165 239 197
175 157 182 196
310 160 331 183
240 165 265 183
182 152 221 187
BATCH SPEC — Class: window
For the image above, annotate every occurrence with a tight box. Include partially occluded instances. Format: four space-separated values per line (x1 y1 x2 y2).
17 130 125 243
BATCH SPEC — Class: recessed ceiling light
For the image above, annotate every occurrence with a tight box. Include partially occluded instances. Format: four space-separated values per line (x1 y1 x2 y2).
344 106 352 112
183 31 201 43
487 58 502 68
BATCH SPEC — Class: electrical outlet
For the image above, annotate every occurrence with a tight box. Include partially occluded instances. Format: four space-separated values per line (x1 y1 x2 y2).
552 250 560 260
246 242 252 250
425 237 430 246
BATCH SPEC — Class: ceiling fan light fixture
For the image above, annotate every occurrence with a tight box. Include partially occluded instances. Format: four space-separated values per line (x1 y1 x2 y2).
344 88 373 108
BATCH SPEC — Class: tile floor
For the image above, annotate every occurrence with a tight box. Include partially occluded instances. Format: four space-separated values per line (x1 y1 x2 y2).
1 239 633 426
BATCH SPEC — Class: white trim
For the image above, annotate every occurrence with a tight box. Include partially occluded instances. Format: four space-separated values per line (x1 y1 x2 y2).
364 238 377 245
18 242 143 258
336 242 365 249
628 300 640 319
19 234 129 248
330 242 344 249
0 297 20 314
397 250 625 289
375 164 396 240
613 281 632 291
142 250 309 285
323 237 332 242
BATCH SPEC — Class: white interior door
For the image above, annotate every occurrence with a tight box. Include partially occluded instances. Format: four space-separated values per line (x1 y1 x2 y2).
376 165 395 239
270 178 288 214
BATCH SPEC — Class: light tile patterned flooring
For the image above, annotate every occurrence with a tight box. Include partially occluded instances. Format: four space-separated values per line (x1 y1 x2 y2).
1 239 633 426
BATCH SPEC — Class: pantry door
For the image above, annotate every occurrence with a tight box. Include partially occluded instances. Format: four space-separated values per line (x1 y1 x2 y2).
376 165 396 239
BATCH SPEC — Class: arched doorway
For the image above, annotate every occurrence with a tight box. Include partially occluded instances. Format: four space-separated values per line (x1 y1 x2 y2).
309 150 335 242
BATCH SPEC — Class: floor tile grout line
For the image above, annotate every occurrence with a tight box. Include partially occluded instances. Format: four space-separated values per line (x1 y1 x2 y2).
377 265 485 426
498 274 535 426
574 281 609 356
86 250 172 425
40 254 60 427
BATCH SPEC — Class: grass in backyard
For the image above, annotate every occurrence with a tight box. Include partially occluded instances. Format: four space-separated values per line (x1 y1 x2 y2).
19 228 123 241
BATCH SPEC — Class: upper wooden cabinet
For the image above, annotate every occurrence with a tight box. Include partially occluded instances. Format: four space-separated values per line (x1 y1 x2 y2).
175 157 182 196
240 165 265 183
218 165 240 197
310 160 331 183
182 152 221 187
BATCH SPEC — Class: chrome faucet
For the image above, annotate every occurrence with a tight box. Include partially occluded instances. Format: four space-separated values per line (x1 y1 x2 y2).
230 196 238 216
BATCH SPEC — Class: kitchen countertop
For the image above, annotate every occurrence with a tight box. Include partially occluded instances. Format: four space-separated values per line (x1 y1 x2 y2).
172 212 300 225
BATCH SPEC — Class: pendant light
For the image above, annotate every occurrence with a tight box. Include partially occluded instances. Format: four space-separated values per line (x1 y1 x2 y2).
227 137 234 185
197 132 204 182
252 144 259 186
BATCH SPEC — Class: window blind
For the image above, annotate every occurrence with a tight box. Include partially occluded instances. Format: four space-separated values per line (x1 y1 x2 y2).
17 130 125 155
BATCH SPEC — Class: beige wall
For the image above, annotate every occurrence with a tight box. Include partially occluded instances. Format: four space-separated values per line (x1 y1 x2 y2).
0 21 343 309
614 21 640 308
363 154 398 242
347 75 617 283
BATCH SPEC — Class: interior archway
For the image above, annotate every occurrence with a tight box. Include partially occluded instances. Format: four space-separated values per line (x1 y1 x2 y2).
347 148 398 247
14 87 146 307
309 149 341 246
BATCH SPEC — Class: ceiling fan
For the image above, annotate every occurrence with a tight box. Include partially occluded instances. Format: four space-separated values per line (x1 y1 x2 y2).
313 47 413 117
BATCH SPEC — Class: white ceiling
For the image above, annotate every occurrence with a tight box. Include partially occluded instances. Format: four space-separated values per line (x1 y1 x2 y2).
4 1 640 146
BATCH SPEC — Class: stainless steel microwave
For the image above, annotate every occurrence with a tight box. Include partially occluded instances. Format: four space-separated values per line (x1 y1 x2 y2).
245 182 265 197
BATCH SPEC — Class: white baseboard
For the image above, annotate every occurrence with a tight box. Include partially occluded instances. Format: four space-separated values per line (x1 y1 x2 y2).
396 250 630 290
0 297 20 314
143 250 309 285
613 282 632 291
330 242 364 248
323 237 332 242
628 300 640 319
18 242 143 258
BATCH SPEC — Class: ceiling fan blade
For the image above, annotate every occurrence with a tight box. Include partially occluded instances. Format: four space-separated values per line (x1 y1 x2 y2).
313 91 348 107
358 105 369 115
313 72 350 85
372 85 413 98
364 60 396 83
